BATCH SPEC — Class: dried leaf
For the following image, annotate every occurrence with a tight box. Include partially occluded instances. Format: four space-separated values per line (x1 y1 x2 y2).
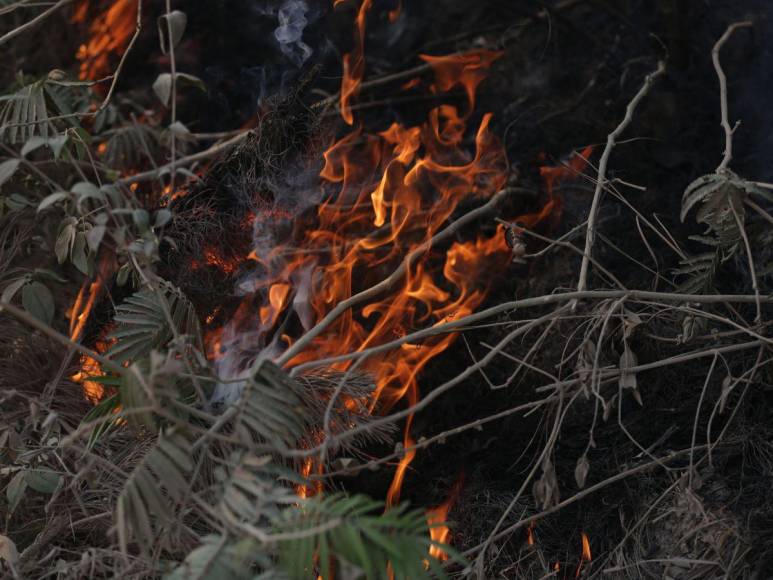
574 455 590 489
157 10 187 54
55 220 76 264
153 72 205 107
0 534 19 567
719 375 734 414
619 346 641 405
621 308 642 339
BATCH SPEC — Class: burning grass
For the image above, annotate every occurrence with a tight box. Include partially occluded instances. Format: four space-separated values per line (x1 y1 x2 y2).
1 1 773 579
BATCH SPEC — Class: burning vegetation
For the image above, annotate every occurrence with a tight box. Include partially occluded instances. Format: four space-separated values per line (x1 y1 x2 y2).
2 1 773 579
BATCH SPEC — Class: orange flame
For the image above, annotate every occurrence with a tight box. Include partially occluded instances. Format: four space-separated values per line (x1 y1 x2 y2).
68 255 114 403
582 532 591 561
74 0 138 82
426 475 464 561
205 3 576 532
71 354 105 405
527 521 536 546
338 0 373 125
575 532 592 577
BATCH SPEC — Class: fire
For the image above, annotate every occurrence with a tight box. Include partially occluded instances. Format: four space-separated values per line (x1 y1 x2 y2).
74 0 138 82
426 475 464 561
575 532 592 577
68 255 115 402
71 354 105 405
581 532 591 562
337 0 372 124
202 5 582 563
385 436 416 507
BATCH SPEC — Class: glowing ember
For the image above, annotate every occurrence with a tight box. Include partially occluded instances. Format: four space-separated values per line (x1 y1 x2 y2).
74 0 138 82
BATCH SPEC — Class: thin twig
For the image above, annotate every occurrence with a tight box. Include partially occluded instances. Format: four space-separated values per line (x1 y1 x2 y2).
461 446 707 558
0 299 124 375
576 60 666 293
0 0 74 46
712 21 754 173
290 291 772 375
276 187 518 367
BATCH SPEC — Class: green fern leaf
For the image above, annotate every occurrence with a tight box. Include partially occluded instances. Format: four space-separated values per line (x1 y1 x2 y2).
116 429 193 555
107 282 202 364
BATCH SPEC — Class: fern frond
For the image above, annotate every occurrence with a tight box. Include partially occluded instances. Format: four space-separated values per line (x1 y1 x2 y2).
116 429 194 555
102 123 162 172
674 252 719 294
107 282 202 365
277 493 460 580
0 80 54 143
165 535 269 580
236 361 309 446
681 172 749 259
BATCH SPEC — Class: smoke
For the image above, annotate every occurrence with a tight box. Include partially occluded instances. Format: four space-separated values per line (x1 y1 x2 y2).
274 0 313 67
211 157 324 406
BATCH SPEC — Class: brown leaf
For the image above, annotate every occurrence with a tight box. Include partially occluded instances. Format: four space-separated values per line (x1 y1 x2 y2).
575 455 590 489
0 535 19 567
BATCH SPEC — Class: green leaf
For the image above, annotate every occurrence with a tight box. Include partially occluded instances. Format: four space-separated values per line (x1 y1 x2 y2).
37 191 69 212
132 208 150 230
22 281 54 324
107 283 202 364
116 430 193 555
154 209 172 228
26 469 61 494
71 231 89 275
87 225 106 252
33 268 68 283
5 193 32 210
5 471 27 516
0 159 20 188
21 136 48 157
1 276 29 303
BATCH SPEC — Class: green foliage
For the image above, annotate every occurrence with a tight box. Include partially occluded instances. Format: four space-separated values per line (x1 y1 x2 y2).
116 429 194 555
276 494 455 580
165 535 270 580
236 361 309 447
107 282 203 364
0 80 53 143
